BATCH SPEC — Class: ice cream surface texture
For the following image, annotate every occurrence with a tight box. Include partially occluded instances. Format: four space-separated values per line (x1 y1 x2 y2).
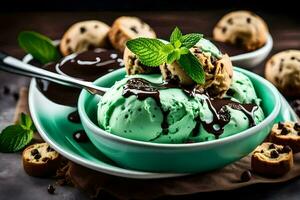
97 71 265 143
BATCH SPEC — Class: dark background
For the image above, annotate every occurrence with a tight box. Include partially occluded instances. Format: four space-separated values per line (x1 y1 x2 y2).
0 0 299 15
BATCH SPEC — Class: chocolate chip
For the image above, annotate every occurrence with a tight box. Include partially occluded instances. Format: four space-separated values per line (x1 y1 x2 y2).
291 56 295 60
294 123 300 131
66 38 71 44
260 150 264 153
42 157 49 162
31 149 39 156
67 47 72 54
47 184 55 194
222 27 227 33
281 127 289 135
270 150 279 158
80 27 86 34
281 145 292 153
277 122 284 129
34 153 41 160
13 92 19 101
226 89 235 96
227 18 233 25
269 143 276 149
46 146 54 152
3 86 10 95
130 26 139 34
246 17 251 23
94 25 98 29
240 170 252 182
291 100 300 117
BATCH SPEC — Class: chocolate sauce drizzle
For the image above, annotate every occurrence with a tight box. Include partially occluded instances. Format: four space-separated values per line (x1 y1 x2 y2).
122 78 258 138
36 49 124 106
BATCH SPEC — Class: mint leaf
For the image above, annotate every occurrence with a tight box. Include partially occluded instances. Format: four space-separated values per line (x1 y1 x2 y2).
179 47 189 55
19 112 36 131
170 27 182 44
0 125 33 153
181 33 203 49
177 52 205 84
18 31 60 64
126 38 167 67
167 51 178 64
162 44 174 54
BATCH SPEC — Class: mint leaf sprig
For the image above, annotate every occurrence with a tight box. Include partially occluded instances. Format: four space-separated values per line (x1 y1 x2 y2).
126 27 205 84
0 113 36 153
18 31 61 64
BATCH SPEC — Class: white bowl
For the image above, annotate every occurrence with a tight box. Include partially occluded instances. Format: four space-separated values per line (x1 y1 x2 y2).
230 34 273 68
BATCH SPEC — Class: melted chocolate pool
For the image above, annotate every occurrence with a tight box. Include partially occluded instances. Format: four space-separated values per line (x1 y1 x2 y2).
36 48 124 106
122 78 258 138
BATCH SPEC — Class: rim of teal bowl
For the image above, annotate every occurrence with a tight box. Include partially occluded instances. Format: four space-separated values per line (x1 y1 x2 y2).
78 67 281 149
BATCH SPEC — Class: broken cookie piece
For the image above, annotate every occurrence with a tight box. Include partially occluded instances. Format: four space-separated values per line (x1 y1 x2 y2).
251 142 293 177
269 121 300 153
22 143 61 177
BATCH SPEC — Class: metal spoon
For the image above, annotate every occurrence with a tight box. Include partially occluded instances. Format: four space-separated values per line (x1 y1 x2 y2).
0 52 108 95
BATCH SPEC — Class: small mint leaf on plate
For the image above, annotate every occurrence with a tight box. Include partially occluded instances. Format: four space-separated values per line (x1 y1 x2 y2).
181 33 203 49
126 38 167 67
0 125 33 153
18 31 60 64
177 52 205 84
170 27 182 44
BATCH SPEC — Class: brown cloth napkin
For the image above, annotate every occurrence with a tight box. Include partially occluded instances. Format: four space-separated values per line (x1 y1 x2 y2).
15 87 300 200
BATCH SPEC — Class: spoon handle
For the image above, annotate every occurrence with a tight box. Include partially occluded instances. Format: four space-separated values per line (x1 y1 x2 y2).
0 52 108 95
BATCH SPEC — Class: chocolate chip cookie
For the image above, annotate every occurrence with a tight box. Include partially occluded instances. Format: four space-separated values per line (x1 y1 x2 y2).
265 50 300 96
160 47 233 98
23 143 60 177
108 16 156 52
251 142 293 177
123 47 160 75
60 20 110 56
269 121 300 153
213 11 269 51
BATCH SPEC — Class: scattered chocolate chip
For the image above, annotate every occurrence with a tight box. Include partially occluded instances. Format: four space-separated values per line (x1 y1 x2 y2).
277 122 284 129
80 27 86 34
31 149 39 156
281 145 292 153
227 18 233 25
13 92 19 101
47 184 55 194
269 143 276 149
281 127 289 135
294 123 300 131
270 60 275 66
46 146 54 152
34 153 41 160
3 86 10 95
291 56 295 60
246 17 251 23
260 149 264 153
73 130 89 143
222 27 227 33
94 25 98 29
270 150 279 158
240 170 252 182
42 157 49 162
130 26 139 34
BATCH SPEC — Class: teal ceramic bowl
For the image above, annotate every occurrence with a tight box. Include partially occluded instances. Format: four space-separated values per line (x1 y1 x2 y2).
78 67 281 173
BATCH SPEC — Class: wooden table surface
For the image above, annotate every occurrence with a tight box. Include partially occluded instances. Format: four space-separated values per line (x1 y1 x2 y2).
1 11 300 200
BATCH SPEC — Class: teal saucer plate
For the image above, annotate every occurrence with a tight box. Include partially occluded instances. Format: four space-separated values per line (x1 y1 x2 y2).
28 67 297 178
